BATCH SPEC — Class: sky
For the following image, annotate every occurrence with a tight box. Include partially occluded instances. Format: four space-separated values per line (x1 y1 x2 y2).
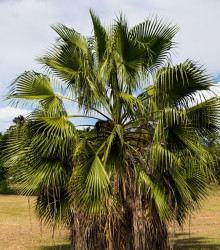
0 0 220 132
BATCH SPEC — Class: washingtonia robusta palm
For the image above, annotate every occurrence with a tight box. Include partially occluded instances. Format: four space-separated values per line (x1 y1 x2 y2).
4 10 220 249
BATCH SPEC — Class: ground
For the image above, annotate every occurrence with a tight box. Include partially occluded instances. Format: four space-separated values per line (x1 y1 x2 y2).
0 194 70 249
0 186 220 249
174 184 220 249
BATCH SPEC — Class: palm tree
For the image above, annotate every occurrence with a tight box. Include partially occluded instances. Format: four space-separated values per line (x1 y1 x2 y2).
4 10 220 249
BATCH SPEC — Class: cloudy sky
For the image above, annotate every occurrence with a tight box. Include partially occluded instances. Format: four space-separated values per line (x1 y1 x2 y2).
0 0 220 131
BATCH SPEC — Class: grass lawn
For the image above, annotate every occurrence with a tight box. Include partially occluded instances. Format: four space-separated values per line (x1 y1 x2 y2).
174 184 220 249
0 185 220 249
0 194 70 249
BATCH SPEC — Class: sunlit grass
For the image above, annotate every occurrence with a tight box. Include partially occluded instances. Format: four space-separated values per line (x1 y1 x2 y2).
0 194 70 249
174 184 220 249
1 185 220 249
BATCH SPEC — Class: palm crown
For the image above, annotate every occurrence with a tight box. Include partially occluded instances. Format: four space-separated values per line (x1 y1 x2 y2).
4 10 220 249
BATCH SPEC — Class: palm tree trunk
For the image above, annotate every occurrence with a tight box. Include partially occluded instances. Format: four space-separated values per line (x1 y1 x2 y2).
71 204 168 250
69 197 168 250
129 194 169 250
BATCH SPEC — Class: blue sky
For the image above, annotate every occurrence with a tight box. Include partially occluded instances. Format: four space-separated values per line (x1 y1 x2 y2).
1 0 220 131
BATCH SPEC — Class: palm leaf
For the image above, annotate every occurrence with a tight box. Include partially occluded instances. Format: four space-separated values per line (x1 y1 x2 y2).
129 16 179 71
89 9 107 65
137 169 173 221
6 71 63 112
154 60 214 108
69 141 112 216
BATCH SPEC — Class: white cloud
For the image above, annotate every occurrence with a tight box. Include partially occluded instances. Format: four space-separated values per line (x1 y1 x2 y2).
0 106 30 132
0 82 3 92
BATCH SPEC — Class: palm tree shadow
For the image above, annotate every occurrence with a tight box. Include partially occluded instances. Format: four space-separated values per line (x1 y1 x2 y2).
174 233 220 249
39 244 70 250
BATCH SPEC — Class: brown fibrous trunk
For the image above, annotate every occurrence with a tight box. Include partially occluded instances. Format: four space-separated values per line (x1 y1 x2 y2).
70 195 168 250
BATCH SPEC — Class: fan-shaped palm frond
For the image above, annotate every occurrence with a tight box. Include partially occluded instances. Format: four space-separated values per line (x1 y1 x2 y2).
129 16 179 72
69 141 113 215
137 169 173 221
154 60 214 108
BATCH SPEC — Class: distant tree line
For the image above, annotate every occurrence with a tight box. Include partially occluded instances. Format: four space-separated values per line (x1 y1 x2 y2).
0 115 25 192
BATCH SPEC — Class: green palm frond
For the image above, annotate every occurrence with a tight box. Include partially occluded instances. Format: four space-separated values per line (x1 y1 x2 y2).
6 71 63 111
151 144 181 171
114 14 145 73
36 188 73 226
51 23 90 55
167 165 190 200
137 169 173 221
129 16 179 71
172 125 211 159
9 156 67 195
154 60 214 108
31 115 77 157
118 91 145 116
5 72 66 118
102 129 116 164
186 168 210 202
89 9 107 66
69 141 113 216
4 116 74 195
153 108 188 142
187 97 220 135
175 162 210 225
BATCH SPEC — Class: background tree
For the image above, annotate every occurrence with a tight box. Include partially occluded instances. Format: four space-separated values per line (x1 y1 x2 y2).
0 115 25 192
0 132 8 192
12 115 25 125
203 132 220 184
4 10 220 249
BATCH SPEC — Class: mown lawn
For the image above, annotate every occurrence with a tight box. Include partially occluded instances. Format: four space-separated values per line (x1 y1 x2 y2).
0 194 70 249
174 184 220 249
0 186 220 249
